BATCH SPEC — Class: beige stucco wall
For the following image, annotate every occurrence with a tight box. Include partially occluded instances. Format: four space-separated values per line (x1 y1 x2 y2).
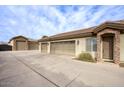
120 34 124 62
39 42 41 52
75 37 96 58
9 40 14 46
47 42 51 53
75 38 85 57
9 40 16 51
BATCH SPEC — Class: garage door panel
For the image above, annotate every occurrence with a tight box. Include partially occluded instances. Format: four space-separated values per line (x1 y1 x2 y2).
50 41 75 56
16 41 27 50
41 43 48 53
29 43 38 50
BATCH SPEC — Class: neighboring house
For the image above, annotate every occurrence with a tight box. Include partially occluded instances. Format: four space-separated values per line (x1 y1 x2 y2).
39 20 124 64
9 36 39 51
0 42 12 51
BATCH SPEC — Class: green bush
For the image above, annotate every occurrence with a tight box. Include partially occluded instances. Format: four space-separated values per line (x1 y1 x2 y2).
77 53 95 62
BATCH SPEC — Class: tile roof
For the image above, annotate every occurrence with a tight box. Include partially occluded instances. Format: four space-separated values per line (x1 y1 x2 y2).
39 20 124 42
39 27 95 41
9 35 38 43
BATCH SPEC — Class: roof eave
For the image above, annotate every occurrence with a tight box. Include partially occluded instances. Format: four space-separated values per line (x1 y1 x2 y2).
39 32 93 42
94 22 124 34
9 35 29 43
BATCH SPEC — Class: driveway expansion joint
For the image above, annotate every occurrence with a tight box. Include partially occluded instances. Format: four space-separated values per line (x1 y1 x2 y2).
65 73 81 87
10 54 60 87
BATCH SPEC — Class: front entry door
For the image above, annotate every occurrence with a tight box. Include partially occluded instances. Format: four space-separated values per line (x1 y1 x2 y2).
103 36 113 60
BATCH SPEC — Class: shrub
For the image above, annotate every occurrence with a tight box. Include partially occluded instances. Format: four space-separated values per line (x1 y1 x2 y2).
77 53 95 62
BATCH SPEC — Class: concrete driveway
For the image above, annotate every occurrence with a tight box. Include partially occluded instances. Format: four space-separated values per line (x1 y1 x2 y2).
0 51 124 87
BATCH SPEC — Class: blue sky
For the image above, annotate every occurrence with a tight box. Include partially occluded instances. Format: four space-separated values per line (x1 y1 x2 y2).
0 5 124 42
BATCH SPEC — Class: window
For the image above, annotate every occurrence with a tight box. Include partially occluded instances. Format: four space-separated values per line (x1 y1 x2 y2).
86 38 92 51
92 38 97 51
86 38 97 52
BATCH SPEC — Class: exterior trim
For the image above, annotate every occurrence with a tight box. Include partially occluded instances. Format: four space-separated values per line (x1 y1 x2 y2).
96 29 120 64
39 32 93 42
93 22 124 34
39 21 124 42
9 35 28 43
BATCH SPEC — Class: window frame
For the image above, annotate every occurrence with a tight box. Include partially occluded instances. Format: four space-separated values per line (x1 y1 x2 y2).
86 37 97 52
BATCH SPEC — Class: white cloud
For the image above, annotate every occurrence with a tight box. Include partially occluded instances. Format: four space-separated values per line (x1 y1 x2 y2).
0 5 124 41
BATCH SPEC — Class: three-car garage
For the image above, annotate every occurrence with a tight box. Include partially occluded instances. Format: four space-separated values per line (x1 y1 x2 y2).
41 40 75 56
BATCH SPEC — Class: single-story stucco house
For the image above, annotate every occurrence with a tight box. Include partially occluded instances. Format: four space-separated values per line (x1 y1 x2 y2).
39 20 124 64
9 36 39 51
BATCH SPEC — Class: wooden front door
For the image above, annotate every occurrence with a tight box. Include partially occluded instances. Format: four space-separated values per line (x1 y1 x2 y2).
103 36 113 60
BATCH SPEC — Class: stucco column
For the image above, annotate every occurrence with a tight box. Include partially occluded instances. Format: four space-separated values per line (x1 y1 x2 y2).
75 40 79 57
96 34 102 63
13 40 16 51
114 31 120 64
39 42 42 52
47 42 51 54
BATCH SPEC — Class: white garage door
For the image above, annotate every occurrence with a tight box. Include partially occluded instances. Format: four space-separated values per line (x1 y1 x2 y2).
41 43 48 53
50 41 75 56
16 41 27 50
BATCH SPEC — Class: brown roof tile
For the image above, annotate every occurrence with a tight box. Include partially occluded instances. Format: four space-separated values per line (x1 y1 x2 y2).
39 19 124 42
39 27 95 41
